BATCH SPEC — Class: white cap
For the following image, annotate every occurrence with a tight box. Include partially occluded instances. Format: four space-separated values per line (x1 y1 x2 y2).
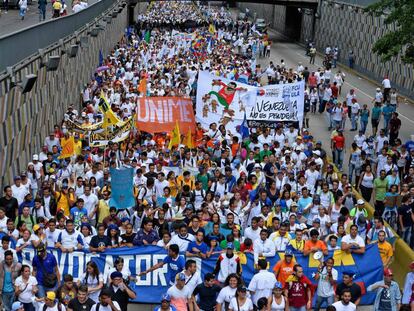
357 199 365 205
254 164 262 169
32 154 39 161
313 150 321 156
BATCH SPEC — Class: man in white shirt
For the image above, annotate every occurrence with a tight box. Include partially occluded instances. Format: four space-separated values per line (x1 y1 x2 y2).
179 259 202 294
44 133 61 152
79 186 99 226
253 230 275 264
332 289 356 311
350 99 360 131
341 224 365 254
248 259 276 307
11 176 29 206
168 224 195 253
244 218 261 242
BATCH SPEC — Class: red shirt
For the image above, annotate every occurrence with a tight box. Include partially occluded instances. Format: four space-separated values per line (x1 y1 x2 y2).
333 135 345 149
331 85 339 98
308 75 317 87
286 280 308 307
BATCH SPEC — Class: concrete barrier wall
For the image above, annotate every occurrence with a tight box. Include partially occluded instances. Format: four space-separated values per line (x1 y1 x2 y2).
237 1 414 99
0 7 128 190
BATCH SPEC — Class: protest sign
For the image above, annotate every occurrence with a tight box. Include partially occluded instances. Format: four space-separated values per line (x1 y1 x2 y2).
109 167 135 209
195 71 256 134
196 71 305 132
136 97 196 134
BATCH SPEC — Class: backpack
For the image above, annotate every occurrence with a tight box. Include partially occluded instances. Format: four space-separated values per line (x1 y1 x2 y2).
43 302 62 311
17 214 35 227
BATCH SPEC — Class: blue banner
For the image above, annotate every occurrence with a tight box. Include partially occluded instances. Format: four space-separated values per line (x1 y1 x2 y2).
20 244 383 304
109 167 135 209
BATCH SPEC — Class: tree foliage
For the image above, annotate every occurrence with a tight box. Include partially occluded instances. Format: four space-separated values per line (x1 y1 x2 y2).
365 0 414 64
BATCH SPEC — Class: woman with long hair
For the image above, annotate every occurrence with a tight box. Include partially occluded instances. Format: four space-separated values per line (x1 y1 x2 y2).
107 224 121 248
203 212 220 236
106 257 132 284
268 282 289 311
357 164 375 203
26 163 38 198
216 274 243 311
78 261 103 303
228 286 254 311
88 177 101 197
14 265 38 311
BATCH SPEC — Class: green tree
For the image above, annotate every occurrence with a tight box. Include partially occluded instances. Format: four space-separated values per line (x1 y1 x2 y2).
365 0 414 64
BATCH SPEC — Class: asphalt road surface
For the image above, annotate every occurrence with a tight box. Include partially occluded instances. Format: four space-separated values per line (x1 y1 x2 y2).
0 0 98 37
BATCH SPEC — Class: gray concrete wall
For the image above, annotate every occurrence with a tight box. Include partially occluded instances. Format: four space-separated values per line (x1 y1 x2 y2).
237 1 414 98
0 6 128 189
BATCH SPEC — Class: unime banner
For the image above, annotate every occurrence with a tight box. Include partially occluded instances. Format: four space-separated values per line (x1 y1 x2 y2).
109 167 135 209
196 71 305 132
135 97 196 134
88 118 133 147
21 245 382 304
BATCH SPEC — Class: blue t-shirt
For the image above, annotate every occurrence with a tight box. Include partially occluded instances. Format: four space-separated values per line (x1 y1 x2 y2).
382 106 393 119
298 197 312 214
372 106 382 120
3 270 14 293
70 207 88 226
163 255 185 285
32 253 58 285
187 241 208 254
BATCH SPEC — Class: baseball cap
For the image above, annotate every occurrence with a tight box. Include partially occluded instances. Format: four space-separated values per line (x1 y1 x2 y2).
357 199 365 205
161 293 171 302
46 291 56 300
313 218 321 223
32 154 39 161
274 281 283 289
33 224 41 232
176 272 186 281
12 302 23 311
383 268 393 276
226 242 234 250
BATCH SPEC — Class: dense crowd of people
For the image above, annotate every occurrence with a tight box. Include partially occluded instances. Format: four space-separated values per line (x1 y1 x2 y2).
1 1 414 311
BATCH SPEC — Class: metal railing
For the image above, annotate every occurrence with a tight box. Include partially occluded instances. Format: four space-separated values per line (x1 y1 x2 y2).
0 0 118 71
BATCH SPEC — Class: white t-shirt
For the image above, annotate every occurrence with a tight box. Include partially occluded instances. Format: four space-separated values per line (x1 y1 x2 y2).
217 286 237 304
331 301 356 311
90 301 120 311
79 273 103 302
341 234 365 247
33 301 67 311
316 266 338 297
229 297 254 311
11 184 29 205
79 193 99 220
15 276 38 303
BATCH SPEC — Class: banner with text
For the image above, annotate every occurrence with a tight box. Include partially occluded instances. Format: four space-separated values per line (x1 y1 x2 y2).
249 82 305 128
21 245 382 304
135 97 196 134
196 71 305 133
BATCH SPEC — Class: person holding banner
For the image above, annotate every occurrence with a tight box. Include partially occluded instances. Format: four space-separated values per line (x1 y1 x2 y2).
139 244 185 286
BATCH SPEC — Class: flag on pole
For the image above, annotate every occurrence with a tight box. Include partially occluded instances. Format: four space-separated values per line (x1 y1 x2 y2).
144 30 151 43
240 112 250 140
208 23 216 35
99 93 122 128
138 78 147 96
58 136 75 159
168 121 181 149
251 58 257 72
184 128 194 149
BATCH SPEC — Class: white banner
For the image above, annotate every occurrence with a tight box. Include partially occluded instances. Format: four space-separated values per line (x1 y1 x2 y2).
196 71 257 133
249 82 305 128
196 71 305 132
